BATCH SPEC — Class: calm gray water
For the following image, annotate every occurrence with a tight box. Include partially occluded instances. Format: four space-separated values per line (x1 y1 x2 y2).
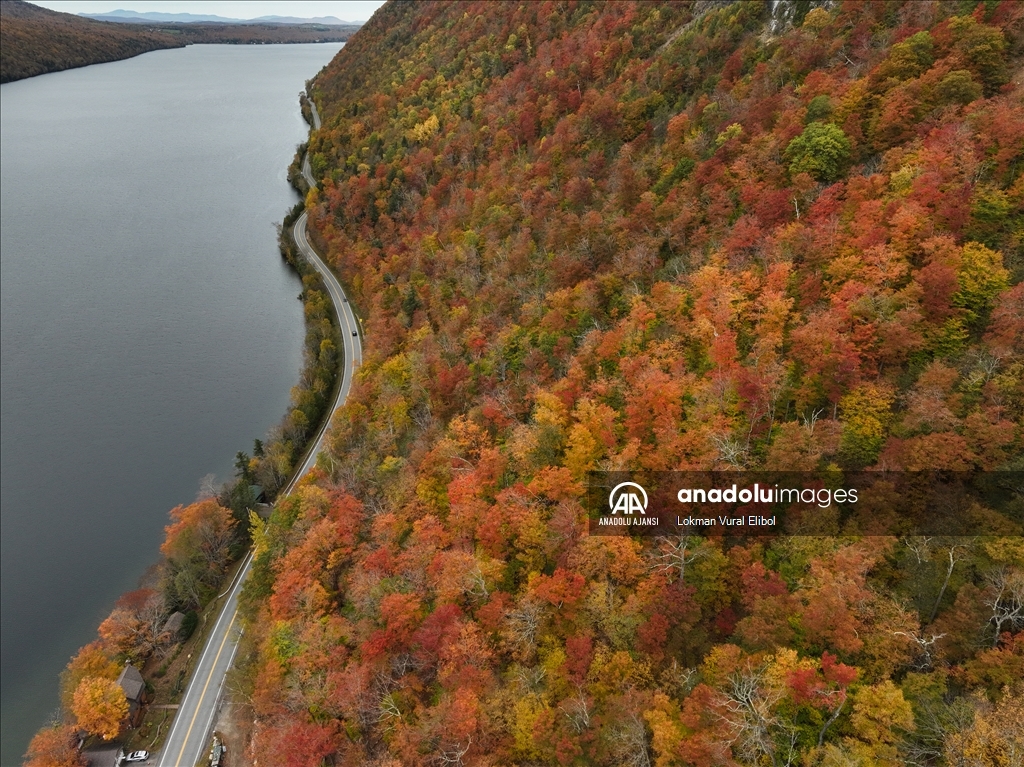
0 43 343 765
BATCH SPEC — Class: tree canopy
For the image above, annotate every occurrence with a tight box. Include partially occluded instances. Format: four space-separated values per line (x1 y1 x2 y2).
235 0 1023 763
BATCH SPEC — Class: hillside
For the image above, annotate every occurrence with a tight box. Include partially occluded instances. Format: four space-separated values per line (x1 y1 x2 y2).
0 0 184 82
0 0 358 83
233 0 1024 763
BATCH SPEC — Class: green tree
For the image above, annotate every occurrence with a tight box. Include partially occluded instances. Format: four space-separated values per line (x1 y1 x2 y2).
948 15 1008 95
935 70 983 106
955 242 1010 326
879 30 934 80
786 122 851 182
805 94 833 123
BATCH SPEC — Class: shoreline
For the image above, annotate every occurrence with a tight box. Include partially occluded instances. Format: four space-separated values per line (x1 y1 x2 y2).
18 85 352 766
149 94 363 767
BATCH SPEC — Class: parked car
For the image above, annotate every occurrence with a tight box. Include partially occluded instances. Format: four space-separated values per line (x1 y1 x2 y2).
123 752 149 763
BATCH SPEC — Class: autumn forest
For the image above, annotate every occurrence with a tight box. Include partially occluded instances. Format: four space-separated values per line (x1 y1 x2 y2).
27 0 1024 765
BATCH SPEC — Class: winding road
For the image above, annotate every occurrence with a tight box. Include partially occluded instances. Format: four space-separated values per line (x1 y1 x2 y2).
301 101 320 188
157 98 359 767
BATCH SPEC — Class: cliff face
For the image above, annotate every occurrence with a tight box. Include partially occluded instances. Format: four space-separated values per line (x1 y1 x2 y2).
0 0 183 83
241 1 1023 764
764 0 837 34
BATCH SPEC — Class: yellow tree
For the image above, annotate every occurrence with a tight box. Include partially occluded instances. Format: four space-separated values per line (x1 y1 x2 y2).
59 641 119 712
944 688 1024 767
71 677 128 740
839 383 894 466
847 681 915 765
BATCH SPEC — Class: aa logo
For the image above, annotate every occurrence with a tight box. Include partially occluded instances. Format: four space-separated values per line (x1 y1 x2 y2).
609 482 648 515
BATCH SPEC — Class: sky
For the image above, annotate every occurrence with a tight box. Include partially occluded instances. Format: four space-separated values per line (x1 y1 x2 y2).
33 1 387 24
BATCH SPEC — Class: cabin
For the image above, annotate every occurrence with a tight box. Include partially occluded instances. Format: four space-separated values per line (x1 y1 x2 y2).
116 664 147 728
250 484 273 518
80 742 122 767
162 611 185 640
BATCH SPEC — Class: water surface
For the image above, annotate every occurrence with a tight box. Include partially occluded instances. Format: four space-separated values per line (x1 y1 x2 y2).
0 42 343 764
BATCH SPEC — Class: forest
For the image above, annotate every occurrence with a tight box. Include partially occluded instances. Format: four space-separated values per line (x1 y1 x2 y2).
0 0 358 83
242 1 1023 764
26 0 1023 765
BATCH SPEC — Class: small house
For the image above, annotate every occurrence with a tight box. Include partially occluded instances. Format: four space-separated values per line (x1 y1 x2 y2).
116 664 147 728
162 611 185 640
81 742 122 767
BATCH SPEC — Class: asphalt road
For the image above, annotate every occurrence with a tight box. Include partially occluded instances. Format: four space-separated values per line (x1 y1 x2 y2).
300 102 320 188
156 99 359 767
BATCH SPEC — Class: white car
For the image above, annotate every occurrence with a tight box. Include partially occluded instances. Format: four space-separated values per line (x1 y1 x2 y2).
123 752 149 763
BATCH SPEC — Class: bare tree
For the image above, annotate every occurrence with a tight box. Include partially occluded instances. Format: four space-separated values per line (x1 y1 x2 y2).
801 407 824 432
984 566 1024 645
608 712 652 767
901 536 934 565
466 563 490 600
434 738 471 767
377 693 402 727
929 540 972 623
197 473 219 500
893 630 948 670
560 685 593 733
514 665 546 693
651 534 707 583
503 598 544 660
715 664 796 767
712 433 748 468
659 659 698 697
902 695 974 767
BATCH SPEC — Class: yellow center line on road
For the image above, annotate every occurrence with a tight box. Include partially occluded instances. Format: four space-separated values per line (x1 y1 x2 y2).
171 610 237 767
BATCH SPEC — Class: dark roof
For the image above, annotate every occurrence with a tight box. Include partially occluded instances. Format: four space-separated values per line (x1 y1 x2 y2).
163 611 185 634
82 742 121 767
117 664 145 702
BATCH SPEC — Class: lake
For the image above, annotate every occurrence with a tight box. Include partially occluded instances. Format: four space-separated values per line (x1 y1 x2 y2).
0 42 344 764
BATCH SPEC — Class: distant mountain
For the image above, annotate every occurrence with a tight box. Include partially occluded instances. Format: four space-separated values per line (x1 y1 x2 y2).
81 9 357 25
81 9 244 23
254 15 355 25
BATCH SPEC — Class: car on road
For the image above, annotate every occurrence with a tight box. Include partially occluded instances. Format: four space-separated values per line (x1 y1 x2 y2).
123 752 149 763
352 330 358 336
